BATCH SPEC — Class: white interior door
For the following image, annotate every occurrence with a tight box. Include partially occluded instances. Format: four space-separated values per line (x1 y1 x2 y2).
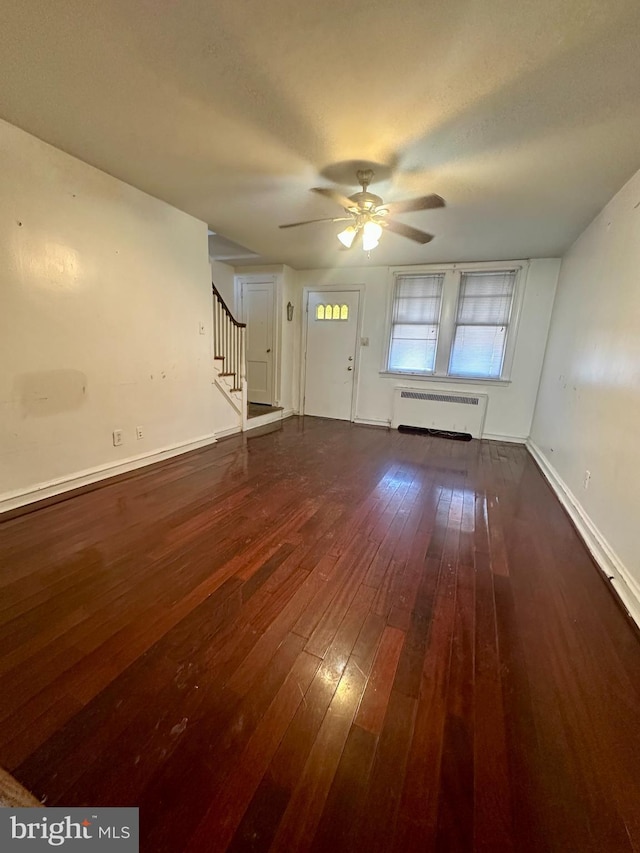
242 280 275 404
304 290 360 420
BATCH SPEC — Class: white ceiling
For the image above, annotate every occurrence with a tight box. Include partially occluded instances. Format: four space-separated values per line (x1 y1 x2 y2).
2 0 640 269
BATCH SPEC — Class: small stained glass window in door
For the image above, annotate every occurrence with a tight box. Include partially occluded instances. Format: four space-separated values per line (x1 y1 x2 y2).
315 303 350 320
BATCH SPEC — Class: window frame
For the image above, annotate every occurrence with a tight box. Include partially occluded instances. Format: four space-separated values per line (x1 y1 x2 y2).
381 260 528 384
387 270 446 376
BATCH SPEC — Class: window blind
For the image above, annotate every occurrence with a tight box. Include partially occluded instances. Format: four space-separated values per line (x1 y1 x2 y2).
388 274 444 373
449 270 516 378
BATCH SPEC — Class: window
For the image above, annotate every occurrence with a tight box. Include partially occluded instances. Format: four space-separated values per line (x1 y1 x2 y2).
449 270 516 378
316 303 349 321
388 274 444 374
385 264 521 381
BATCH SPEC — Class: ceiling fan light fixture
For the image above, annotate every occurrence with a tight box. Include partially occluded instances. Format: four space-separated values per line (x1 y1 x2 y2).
337 225 357 248
281 170 443 248
362 220 383 251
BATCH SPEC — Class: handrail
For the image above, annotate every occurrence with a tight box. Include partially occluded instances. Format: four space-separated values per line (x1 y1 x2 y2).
212 283 246 328
212 281 246 393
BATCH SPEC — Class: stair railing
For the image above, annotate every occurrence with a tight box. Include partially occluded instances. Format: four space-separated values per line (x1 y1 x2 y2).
212 283 246 392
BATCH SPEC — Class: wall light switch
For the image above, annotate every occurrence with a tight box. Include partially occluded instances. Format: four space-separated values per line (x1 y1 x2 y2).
199 322 206 335
112 429 123 447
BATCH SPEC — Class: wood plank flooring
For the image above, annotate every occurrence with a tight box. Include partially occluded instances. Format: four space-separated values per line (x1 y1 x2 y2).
1 417 639 851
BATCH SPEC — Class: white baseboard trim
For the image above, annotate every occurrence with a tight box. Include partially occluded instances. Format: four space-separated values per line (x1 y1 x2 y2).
244 408 286 431
216 424 243 439
0 433 218 515
354 417 391 428
482 432 527 444
527 439 640 629
240 408 294 433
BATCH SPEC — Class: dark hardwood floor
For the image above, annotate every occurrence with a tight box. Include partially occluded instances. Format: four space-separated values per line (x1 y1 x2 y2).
1 417 639 851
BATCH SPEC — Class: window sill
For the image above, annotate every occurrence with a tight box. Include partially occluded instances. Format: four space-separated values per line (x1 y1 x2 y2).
378 371 511 387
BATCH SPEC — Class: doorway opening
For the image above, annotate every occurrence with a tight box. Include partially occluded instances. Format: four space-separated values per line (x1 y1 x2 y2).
236 273 289 428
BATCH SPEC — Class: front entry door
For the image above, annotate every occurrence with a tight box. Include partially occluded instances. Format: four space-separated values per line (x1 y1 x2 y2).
304 290 360 420
241 280 275 404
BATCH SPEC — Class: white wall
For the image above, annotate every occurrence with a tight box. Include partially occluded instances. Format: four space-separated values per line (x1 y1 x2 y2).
280 265 301 414
0 119 239 511
530 168 640 623
297 259 560 441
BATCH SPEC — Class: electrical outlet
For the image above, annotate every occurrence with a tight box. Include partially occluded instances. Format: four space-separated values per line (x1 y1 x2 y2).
136 425 144 440
112 429 123 447
583 470 591 490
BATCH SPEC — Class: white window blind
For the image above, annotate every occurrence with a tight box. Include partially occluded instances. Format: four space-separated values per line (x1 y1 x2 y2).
388 274 444 373
449 270 516 378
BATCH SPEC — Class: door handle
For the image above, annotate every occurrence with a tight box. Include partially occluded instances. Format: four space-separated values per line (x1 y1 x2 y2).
347 366 353 371
348 356 353 361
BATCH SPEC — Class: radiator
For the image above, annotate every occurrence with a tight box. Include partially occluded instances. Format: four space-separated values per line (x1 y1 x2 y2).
391 387 488 438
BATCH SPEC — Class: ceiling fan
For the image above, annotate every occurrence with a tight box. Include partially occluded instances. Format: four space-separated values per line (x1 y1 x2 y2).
279 169 445 251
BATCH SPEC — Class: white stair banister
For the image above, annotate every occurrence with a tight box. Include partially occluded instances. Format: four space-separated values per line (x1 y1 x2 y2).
212 283 246 392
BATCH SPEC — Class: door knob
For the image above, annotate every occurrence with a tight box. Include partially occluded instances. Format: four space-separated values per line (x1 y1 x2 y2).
266 348 271 353
347 366 353 371
348 356 353 361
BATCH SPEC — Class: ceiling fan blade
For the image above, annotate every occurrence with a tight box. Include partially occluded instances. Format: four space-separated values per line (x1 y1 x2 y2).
279 217 351 229
385 220 434 244
311 187 358 210
379 194 445 215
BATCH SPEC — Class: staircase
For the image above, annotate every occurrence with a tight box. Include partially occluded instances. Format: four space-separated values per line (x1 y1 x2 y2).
212 283 246 417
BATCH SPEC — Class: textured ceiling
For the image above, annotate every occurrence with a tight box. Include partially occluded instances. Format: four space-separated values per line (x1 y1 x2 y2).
2 0 640 269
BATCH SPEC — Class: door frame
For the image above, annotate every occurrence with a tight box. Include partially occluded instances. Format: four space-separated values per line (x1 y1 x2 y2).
236 274 279 405
300 284 365 422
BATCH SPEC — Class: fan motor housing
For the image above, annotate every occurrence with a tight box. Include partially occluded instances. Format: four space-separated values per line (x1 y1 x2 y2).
348 190 384 211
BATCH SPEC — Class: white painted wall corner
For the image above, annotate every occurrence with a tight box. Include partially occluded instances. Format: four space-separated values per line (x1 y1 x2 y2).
527 439 640 630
